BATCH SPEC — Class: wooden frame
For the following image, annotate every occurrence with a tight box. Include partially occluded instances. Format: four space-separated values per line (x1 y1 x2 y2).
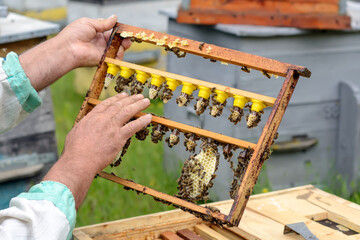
74 23 311 226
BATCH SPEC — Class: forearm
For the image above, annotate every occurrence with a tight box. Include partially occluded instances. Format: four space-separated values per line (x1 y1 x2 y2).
43 152 97 210
19 36 75 92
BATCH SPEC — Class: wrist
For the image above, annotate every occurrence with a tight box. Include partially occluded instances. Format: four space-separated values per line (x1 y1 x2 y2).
43 153 97 209
19 36 76 91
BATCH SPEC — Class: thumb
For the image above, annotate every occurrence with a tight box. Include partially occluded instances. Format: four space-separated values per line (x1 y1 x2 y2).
92 15 118 33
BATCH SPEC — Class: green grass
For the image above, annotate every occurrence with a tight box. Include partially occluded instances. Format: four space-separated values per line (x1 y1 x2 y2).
51 72 178 227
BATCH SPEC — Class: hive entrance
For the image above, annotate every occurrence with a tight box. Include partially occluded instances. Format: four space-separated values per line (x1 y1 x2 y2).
74 23 311 226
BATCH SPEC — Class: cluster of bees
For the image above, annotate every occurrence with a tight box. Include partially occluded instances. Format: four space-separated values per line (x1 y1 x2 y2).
109 115 258 203
105 62 268 129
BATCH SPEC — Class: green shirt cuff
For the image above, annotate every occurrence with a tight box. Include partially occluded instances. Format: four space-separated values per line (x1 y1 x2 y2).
3 52 42 113
18 181 76 240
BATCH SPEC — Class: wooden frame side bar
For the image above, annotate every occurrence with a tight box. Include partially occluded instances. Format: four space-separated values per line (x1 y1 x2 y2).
98 171 228 222
74 25 122 124
116 23 311 78
105 58 276 107
228 70 300 225
88 98 256 149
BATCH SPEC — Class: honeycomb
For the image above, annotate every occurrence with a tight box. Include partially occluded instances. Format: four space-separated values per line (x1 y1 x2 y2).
177 144 219 201
189 147 217 199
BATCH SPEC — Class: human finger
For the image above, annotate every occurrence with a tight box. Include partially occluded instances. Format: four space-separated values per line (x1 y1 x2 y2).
122 38 132 50
87 15 118 33
116 39 132 59
120 114 152 140
112 98 150 125
106 94 146 117
91 92 128 112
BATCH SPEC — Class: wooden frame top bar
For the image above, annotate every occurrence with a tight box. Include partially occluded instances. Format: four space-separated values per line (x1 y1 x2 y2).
105 58 276 107
88 98 257 149
116 23 311 78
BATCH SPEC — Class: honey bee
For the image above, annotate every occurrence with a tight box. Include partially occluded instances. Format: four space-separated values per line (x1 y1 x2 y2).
171 47 186 58
199 42 205 51
115 75 135 93
151 123 168 143
165 128 180 148
271 132 279 145
228 106 244 125
222 144 238 161
241 66 250 73
130 78 147 95
149 84 163 100
161 87 174 104
184 133 200 152
246 110 263 128
209 94 226 117
135 126 150 141
262 70 271 79
194 97 209 115
111 137 132 167
176 92 194 107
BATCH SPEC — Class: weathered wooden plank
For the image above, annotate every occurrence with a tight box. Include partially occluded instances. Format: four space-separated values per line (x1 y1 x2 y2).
116 24 311 77
228 209 303 240
73 230 94 240
87 98 256 149
177 229 205 240
303 188 360 233
210 225 246 240
246 200 353 239
228 70 299 225
250 188 328 218
194 224 230 240
161 231 185 240
189 0 339 14
177 9 351 30
104 58 277 107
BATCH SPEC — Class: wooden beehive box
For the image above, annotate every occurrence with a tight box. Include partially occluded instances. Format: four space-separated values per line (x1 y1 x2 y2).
73 185 360 240
177 0 351 30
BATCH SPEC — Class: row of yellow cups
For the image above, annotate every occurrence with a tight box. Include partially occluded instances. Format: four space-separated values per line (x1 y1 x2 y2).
106 63 267 113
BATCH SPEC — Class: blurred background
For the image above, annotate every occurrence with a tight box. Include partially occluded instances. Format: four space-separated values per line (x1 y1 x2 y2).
1 0 360 228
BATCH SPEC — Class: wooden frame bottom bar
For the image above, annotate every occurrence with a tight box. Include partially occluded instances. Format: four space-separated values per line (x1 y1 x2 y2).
98 171 229 224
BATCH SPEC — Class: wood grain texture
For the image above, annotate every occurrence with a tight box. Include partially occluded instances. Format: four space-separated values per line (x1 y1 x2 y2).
189 0 339 14
161 231 184 240
194 224 230 240
116 24 311 78
105 58 276 107
73 230 94 240
177 9 351 30
210 225 246 240
228 70 299 225
177 229 205 240
87 98 256 149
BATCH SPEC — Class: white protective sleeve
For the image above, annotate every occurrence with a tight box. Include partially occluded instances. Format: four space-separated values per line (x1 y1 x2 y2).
0 53 76 239
0 52 42 133
0 181 76 240
0 198 70 240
